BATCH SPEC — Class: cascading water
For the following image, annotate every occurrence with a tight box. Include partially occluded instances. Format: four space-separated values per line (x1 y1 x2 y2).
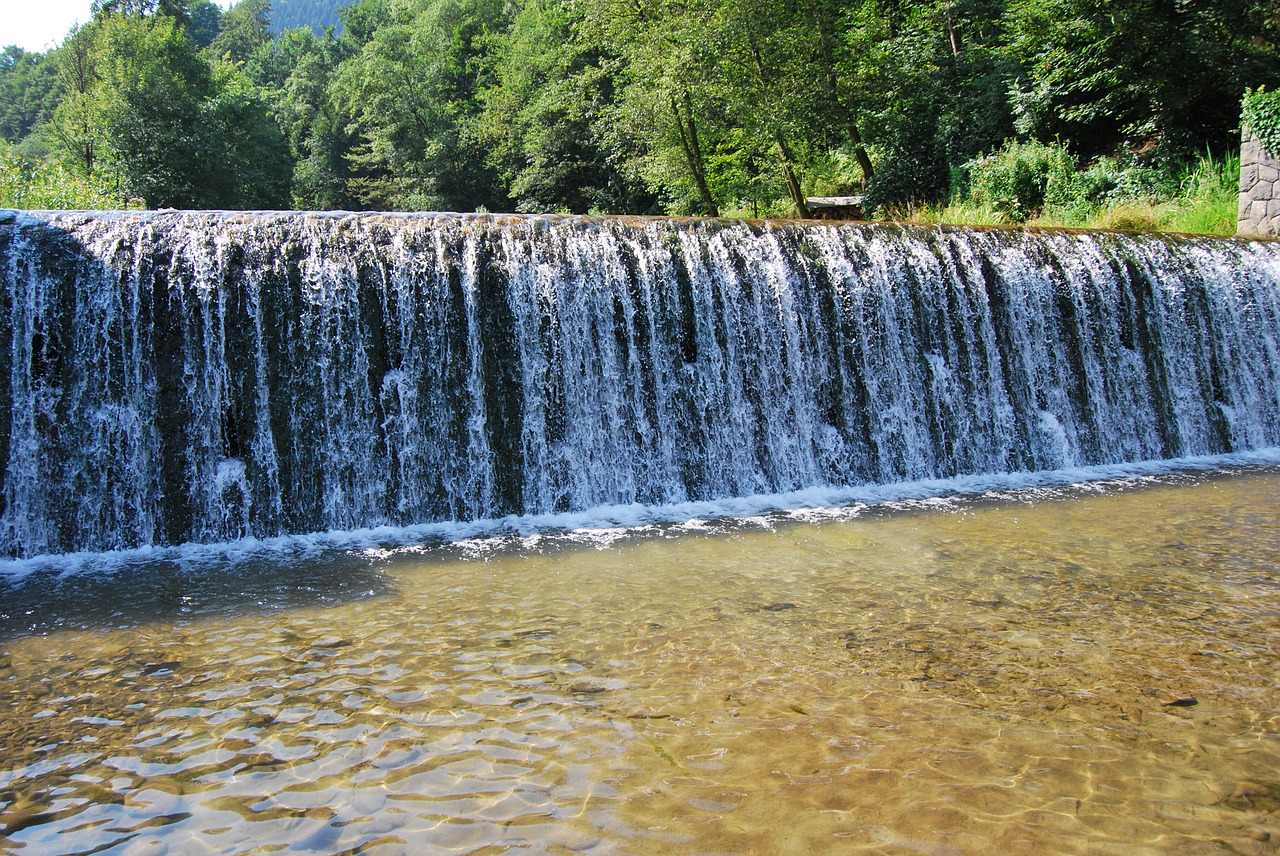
1 209 1278 558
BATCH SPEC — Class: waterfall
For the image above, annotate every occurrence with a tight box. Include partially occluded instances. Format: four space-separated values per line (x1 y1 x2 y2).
2 209 1279 558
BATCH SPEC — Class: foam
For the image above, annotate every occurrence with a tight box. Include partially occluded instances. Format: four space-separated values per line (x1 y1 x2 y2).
3 449 1277 581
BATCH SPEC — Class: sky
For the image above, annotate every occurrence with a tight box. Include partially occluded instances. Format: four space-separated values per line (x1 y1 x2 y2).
0 0 235 53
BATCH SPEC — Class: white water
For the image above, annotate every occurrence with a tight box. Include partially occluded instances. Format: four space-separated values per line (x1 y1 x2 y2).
2 210 1280 559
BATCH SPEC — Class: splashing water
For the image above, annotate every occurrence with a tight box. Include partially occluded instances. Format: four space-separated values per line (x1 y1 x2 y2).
2 211 1279 558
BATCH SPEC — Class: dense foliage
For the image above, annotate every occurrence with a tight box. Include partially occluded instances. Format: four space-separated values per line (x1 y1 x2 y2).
1243 87 1280 157
0 0 1276 217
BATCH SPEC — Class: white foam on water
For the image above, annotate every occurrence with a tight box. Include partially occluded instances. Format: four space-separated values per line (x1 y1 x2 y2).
3 448 1277 581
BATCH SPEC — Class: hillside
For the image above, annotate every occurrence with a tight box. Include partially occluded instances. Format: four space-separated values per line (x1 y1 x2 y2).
268 0 354 34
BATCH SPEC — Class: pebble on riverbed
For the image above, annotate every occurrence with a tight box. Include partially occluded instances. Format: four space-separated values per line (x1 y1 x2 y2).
1155 691 1198 707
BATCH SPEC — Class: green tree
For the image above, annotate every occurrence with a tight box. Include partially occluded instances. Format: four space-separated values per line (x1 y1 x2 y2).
860 0 1016 210
477 0 654 214
580 0 727 215
92 0 193 23
331 0 509 210
209 0 274 64
80 13 215 205
263 26 358 207
46 24 103 179
0 48 62 148
204 61 293 206
186 0 224 48
47 13 291 208
1006 0 1280 159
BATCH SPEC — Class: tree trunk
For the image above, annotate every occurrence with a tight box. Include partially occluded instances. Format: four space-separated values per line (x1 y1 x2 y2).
946 5 962 57
776 135 809 218
669 92 719 217
810 2 874 185
846 123 875 185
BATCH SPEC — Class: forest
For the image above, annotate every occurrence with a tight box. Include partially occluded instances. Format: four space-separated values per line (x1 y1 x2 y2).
0 0 1277 227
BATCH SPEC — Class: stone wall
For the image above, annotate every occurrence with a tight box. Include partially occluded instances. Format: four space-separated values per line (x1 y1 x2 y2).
1240 130 1280 236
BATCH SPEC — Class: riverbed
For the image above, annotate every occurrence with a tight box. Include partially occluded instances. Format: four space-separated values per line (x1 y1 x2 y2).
2 468 1278 854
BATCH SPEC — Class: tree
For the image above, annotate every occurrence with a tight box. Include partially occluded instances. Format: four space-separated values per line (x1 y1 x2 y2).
860 0 1017 210
186 0 225 48
209 0 274 64
330 0 510 210
80 13 215 205
47 12 291 208
579 0 727 215
0 48 62 147
1005 0 1280 159
204 61 293 207
92 0 193 24
478 0 656 214
262 26 358 208
46 24 102 179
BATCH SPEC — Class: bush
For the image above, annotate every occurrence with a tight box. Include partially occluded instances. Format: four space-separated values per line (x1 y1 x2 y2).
890 143 1236 236
0 141 123 209
1093 204 1164 232
960 139 1076 222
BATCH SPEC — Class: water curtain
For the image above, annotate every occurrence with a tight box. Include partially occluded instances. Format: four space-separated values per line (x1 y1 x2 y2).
2 211 1278 557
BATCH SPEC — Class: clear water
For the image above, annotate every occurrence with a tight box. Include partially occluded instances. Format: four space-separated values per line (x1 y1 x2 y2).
2 467 1278 854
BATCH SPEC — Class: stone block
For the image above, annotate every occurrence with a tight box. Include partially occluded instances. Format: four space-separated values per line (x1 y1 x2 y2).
1238 130 1280 236
1240 163 1259 192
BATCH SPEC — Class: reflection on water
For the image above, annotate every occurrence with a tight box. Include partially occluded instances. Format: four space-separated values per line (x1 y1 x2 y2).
1 469 1279 855
0 552 395 638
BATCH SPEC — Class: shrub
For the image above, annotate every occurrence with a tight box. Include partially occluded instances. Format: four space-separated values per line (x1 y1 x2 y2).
961 139 1076 222
0 141 123 209
1094 204 1163 232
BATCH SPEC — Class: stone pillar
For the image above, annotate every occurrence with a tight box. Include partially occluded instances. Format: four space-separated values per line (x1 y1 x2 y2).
1239 130 1280 236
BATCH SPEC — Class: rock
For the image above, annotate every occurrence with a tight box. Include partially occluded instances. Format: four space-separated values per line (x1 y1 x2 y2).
141 661 181 675
1233 782 1273 800
1156 691 1198 707
568 681 606 694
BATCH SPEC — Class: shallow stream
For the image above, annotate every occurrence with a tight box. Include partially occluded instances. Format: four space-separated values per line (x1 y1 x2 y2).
2 468 1279 854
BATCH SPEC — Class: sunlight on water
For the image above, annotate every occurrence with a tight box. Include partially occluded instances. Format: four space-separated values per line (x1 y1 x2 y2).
1 469 1279 854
